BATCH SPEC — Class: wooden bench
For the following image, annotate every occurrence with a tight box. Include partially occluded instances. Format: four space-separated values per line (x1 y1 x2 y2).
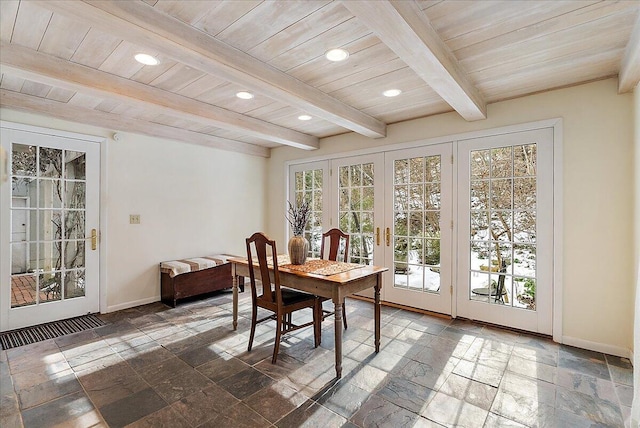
160 254 244 307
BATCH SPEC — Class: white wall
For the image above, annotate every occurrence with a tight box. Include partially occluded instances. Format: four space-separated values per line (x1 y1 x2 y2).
267 78 635 355
0 109 267 311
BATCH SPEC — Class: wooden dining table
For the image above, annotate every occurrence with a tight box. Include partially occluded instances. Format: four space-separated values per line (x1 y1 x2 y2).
229 256 387 378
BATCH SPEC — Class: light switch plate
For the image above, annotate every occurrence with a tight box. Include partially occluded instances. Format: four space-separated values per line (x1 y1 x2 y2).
129 214 140 224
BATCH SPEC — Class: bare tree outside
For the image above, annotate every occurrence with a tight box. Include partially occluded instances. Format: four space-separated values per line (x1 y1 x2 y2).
10 144 87 306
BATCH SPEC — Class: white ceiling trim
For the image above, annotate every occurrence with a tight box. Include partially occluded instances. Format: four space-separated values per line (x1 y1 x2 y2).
0 42 317 150
34 0 387 139
0 89 271 157
619 13 640 93
343 0 487 121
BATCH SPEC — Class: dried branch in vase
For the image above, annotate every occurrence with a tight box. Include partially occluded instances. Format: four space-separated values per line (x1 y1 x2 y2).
286 200 311 236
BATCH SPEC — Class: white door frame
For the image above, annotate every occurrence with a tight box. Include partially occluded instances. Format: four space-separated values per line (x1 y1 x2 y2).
0 121 106 331
285 118 563 342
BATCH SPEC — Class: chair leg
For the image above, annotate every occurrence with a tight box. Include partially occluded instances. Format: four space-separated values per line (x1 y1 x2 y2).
342 302 347 330
272 313 283 363
248 305 257 352
314 299 321 348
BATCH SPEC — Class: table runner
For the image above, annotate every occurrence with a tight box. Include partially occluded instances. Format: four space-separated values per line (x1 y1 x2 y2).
281 259 363 276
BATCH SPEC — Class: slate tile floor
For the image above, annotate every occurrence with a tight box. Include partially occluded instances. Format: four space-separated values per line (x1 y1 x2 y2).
0 290 633 427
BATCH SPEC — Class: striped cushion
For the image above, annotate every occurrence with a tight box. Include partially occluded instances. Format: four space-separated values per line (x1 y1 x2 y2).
160 254 232 278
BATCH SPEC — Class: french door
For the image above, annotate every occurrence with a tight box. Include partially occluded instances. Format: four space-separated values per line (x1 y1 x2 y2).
383 145 453 314
288 126 555 332
456 128 553 334
1 126 101 331
328 147 452 314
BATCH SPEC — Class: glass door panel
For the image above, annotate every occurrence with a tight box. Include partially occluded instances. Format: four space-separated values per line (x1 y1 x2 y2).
289 161 330 259
457 128 553 334
384 144 453 314
331 154 384 298
1 127 100 331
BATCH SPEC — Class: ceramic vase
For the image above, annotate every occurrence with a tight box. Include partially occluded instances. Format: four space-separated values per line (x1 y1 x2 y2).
288 235 309 265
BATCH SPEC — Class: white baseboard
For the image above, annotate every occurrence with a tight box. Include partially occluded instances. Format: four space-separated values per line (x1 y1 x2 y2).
562 335 632 359
105 296 160 313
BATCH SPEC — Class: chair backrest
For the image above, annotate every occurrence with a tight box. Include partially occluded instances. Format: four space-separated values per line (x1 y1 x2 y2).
246 232 282 304
320 228 350 262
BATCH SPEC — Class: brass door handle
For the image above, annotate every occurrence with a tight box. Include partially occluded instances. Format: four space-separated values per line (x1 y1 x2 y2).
86 229 97 250
386 227 390 247
376 227 380 246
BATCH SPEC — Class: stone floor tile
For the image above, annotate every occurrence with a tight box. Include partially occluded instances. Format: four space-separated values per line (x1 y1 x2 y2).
350 394 419 427
558 353 611 381
99 388 167 428
197 353 249 382
615 384 633 407
605 354 633 369
420 391 489 428
556 368 616 402
171 384 239 426
609 365 633 386
397 358 457 390
483 412 527 427
244 380 307 423
511 344 558 367
218 366 276 400
152 369 214 404
439 327 479 344
199 402 271 428
17 371 82 410
344 364 388 393
490 389 555 427
440 373 498 411
175 342 222 367
136 356 193 386
21 391 103 428
123 406 191 428
453 359 504 388
427 336 472 359
499 371 556 405
506 354 557 383
555 387 624 426
559 345 606 363
375 376 437 413
0 411 23 428
315 379 372 419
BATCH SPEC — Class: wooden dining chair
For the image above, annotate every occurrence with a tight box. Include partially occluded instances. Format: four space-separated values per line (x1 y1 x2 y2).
246 232 320 363
317 228 350 341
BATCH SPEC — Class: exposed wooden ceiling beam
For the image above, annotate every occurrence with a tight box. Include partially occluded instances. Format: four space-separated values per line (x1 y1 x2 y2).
0 89 271 158
619 14 640 93
34 0 386 139
0 42 317 150
343 0 487 121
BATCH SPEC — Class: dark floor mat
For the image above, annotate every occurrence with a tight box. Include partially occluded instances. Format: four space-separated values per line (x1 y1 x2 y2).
0 314 106 350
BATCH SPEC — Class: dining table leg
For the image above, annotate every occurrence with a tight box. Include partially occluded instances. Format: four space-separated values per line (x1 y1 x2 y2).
375 273 381 353
232 265 238 331
334 298 343 378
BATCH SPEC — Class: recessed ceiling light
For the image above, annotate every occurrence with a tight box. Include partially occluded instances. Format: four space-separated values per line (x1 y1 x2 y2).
325 48 349 62
235 91 254 100
383 89 402 97
134 53 159 66
298 115 312 121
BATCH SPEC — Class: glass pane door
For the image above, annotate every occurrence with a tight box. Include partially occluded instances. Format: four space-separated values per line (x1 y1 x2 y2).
384 144 453 314
1 127 100 331
331 155 384 297
457 128 553 334
290 162 328 259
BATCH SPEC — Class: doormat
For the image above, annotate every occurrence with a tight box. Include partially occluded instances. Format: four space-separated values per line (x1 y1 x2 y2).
0 314 106 350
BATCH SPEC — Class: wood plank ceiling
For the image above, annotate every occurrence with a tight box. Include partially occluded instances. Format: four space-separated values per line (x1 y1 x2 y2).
1 0 639 158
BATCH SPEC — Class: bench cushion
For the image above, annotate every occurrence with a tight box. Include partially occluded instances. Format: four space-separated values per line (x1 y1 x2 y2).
160 254 233 278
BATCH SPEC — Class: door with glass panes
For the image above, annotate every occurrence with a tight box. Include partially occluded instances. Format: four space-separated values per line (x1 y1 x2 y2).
456 128 553 334
1 127 100 331
383 144 453 314
330 155 384 298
